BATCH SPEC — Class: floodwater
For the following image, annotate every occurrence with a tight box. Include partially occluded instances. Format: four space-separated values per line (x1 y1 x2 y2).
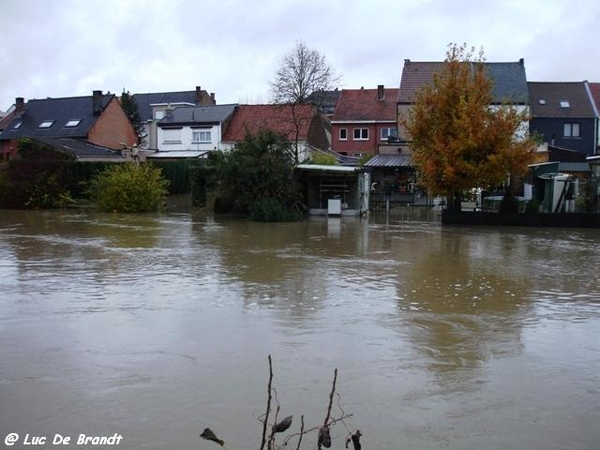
0 206 599 450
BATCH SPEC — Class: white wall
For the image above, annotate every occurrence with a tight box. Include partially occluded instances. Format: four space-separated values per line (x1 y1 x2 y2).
157 124 222 151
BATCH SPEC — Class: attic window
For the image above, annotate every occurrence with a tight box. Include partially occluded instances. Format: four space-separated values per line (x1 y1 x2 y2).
560 100 570 108
38 120 55 128
12 120 23 130
65 119 81 127
539 99 546 105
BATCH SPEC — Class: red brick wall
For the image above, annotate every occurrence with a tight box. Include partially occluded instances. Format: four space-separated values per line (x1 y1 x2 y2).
87 98 138 150
332 123 397 156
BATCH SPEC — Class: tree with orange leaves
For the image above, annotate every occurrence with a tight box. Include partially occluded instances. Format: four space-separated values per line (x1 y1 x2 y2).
400 43 536 210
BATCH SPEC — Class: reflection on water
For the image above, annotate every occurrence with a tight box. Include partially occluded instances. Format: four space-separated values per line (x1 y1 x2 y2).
1 208 599 450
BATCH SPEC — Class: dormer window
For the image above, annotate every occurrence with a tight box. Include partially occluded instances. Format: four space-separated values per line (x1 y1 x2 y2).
12 120 23 130
560 101 570 108
65 119 82 127
38 120 55 128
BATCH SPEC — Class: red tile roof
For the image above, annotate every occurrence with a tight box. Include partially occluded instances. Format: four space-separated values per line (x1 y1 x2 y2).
222 104 319 142
332 87 399 122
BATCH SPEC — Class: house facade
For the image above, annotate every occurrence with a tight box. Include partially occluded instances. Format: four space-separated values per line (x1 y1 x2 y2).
221 104 330 162
132 86 215 151
398 59 530 135
151 104 238 158
331 85 399 157
528 81 598 156
0 91 137 162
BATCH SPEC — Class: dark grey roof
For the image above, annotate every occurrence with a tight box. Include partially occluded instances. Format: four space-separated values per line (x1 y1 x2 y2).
0 94 113 141
307 89 341 114
364 154 413 167
528 82 596 118
158 104 238 126
399 60 528 104
33 137 125 160
132 91 198 121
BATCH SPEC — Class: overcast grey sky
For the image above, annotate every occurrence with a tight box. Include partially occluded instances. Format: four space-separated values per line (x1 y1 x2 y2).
1 0 599 110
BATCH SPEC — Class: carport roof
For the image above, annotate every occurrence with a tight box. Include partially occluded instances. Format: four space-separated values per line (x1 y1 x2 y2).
363 154 413 167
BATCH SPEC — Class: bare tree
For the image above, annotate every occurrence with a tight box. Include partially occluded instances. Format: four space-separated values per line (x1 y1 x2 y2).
270 41 340 104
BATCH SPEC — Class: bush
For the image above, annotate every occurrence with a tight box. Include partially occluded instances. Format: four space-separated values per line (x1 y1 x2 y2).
88 163 169 212
249 197 302 222
310 152 337 165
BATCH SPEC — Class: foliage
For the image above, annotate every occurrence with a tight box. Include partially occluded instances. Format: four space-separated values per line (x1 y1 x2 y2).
310 152 337 165
88 163 169 212
270 40 340 104
215 129 303 221
150 160 193 194
358 153 374 166
0 138 75 209
120 90 144 141
524 197 540 213
400 43 536 210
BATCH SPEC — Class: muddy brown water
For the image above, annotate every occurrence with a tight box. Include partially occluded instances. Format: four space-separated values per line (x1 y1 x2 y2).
1 207 599 449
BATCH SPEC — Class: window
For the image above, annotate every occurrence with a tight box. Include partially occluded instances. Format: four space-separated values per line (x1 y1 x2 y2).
155 110 165 120
12 120 23 130
380 127 398 141
65 119 81 127
38 120 54 128
564 122 580 138
560 100 570 108
353 128 368 140
339 128 348 140
162 128 182 144
192 130 211 143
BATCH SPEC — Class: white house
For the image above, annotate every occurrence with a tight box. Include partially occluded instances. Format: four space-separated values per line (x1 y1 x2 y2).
152 104 238 158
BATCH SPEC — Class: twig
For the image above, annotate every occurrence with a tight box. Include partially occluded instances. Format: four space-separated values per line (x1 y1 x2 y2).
323 368 338 426
259 355 274 450
283 413 353 446
294 415 305 450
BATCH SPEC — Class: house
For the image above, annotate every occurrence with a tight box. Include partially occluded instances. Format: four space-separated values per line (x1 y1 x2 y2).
221 104 330 162
0 91 137 162
528 81 598 156
331 85 399 157
398 58 530 135
132 86 215 151
149 103 238 159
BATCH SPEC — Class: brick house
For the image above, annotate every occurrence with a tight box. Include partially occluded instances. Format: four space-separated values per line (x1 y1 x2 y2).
221 104 330 162
0 91 137 162
331 85 399 157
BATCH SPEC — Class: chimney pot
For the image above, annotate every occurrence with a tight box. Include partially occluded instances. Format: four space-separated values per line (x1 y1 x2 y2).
92 90 103 115
15 97 26 117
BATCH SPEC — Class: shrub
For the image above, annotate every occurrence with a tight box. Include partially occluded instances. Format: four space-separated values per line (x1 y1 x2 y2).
88 163 169 212
249 197 303 222
310 152 337 165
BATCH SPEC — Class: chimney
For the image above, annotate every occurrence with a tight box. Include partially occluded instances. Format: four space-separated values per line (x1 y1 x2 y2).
519 58 524 66
195 86 202 104
377 85 385 101
15 97 26 117
210 92 215 103
92 90 103 115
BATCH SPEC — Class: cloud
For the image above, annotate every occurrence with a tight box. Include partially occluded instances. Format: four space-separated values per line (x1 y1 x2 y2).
1 0 600 110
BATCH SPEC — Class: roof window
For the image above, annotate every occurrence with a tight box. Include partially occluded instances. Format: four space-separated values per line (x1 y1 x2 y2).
65 119 82 127
38 120 55 128
12 120 23 129
539 99 546 105
560 101 570 108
